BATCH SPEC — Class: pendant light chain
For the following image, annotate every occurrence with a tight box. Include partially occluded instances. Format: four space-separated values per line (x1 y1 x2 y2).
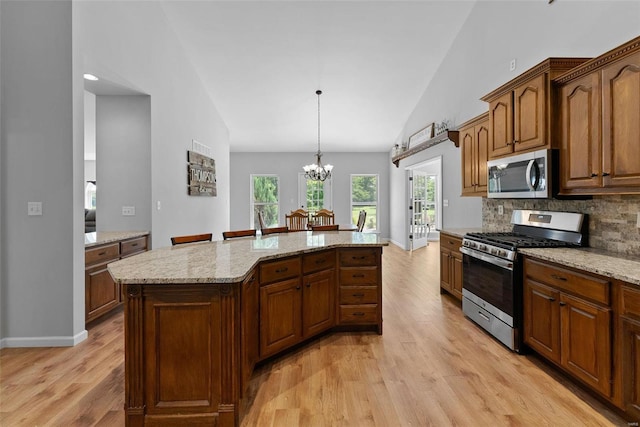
303 89 333 181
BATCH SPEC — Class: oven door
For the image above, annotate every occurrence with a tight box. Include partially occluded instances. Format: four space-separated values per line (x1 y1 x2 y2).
460 247 516 325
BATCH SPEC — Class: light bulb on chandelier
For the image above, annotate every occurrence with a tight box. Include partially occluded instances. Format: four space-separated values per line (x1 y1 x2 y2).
303 90 333 181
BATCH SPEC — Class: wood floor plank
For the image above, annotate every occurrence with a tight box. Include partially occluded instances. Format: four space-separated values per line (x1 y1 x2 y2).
0 243 628 426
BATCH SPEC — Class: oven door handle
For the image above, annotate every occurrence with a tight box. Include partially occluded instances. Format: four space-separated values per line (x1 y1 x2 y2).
460 247 514 271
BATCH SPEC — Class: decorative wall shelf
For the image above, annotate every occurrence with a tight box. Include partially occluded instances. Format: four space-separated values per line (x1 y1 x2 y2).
392 129 459 167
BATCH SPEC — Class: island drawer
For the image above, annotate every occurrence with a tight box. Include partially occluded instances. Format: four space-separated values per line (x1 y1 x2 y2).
86 243 120 266
621 285 640 319
340 286 377 304
440 234 462 253
260 257 301 285
303 250 336 274
121 236 147 257
339 267 378 285
339 248 378 267
339 305 378 324
524 258 610 305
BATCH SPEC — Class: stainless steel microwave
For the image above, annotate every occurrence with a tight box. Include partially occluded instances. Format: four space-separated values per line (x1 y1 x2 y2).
487 149 549 198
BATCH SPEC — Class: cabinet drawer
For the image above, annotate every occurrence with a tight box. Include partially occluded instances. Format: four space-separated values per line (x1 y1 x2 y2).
524 258 610 305
86 243 120 266
339 248 378 266
440 234 462 253
339 305 378 324
621 285 640 319
339 267 378 285
303 250 336 274
340 286 377 304
260 257 301 285
121 236 147 257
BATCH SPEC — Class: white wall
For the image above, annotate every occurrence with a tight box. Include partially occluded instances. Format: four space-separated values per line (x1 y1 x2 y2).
1 1 86 346
84 90 96 182
75 1 230 249
96 95 151 232
230 152 390 238
390 0 640 249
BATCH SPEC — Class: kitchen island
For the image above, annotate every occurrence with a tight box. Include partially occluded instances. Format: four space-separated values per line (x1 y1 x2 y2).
108 231 387 427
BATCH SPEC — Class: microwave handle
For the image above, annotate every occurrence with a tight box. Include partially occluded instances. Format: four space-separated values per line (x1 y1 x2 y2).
525 159 541 191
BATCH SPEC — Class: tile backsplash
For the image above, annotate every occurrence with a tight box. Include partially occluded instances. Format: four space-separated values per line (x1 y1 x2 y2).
483 195 640 257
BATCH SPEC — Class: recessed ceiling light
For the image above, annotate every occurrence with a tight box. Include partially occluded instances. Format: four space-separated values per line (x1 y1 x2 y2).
83 73 99 81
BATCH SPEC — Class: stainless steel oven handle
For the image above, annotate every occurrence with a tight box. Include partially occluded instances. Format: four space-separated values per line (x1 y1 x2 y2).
460 247 514 271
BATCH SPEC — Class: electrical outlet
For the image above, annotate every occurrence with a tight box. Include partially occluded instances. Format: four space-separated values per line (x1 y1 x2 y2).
510 59 517 71
28 201 42 216
498 205 504 215
122 206 136 216
443 199 449 207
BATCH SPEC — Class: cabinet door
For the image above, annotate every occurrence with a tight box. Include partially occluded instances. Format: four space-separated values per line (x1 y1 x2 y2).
241 269 259 394
451 252 463 300
622 317 640 419
602 50 640 189
460 126 477 195
488 91 514 158
523 279 561 364
302 269 335 338
560 293 612 397
514 74 547 152
560 72 602 191
260 277 302 358
440 249 452 293
475 122 489 193
85 264 120 322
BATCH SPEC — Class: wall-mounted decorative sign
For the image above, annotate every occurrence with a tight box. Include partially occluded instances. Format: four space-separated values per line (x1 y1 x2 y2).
408 122 434 149
187 150 216 197
434 119 452 136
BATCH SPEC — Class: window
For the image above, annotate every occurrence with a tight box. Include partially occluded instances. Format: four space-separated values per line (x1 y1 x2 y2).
351 174 378 231
298 174 332 214
250 175 279 229
85 181 96 209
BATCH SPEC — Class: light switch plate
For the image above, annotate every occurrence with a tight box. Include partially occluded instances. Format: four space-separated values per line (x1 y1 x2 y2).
28 202 42 216
122 206 136 216
498 205 504 215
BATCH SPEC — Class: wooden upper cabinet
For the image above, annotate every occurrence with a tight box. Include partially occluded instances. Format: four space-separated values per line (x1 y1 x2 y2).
559 72 602 191
460 113 489 196
483 58 589 160
556 36 640 195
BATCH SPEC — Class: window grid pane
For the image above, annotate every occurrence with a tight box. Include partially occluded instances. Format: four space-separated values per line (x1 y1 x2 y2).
351 175 378 232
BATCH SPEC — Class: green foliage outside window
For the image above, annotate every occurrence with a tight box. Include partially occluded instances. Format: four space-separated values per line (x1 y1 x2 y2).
351 175 378 231
253 176 279 228
306 180 324 212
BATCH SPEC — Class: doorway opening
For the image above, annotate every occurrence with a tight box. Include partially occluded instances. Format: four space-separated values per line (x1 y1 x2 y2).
407 156 442 251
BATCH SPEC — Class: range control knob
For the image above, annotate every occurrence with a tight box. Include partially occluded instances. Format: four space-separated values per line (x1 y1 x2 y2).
490 248 497 255
479 245 487 251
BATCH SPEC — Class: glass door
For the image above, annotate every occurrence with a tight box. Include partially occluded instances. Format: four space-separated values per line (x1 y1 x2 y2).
410 171 435 250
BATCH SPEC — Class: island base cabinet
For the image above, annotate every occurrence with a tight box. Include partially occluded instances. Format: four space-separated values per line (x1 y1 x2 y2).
302 269 335 337
85 265 120 322
259 278 302 359
124 284 240 427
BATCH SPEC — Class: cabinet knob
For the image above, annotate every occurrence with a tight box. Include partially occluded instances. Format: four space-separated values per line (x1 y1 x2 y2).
306 283 311 288
602 172 610 177
296 286 301 290
591 173 598 178
559 301 567 306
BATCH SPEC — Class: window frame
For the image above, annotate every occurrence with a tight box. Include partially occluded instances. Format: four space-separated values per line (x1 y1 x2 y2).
298 173 333 214
350 174 379 232
250 174 280 229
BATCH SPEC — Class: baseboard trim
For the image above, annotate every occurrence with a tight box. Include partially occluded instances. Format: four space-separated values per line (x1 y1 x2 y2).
0 329 88 349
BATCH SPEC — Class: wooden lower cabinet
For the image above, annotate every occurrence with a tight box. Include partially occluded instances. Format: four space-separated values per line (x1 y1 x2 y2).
260 277 303 358
523 257 612 398
338 248 382 333
240 268 259 394
620 284 640 419
439 233 463 300
302 269 335 337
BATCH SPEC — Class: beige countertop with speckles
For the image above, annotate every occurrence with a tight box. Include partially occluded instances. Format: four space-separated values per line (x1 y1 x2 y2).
519 247 640 286
439 228 484 239
108 231 388 285
85 231 150 248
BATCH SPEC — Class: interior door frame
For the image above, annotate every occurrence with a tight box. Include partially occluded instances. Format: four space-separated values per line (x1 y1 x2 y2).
405 156 442 251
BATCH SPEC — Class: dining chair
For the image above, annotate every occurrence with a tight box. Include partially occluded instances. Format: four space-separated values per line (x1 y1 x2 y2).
170 233 213 246
310 224 339 231
222 229 257 240
356 210 367 232
261 226 289 236
286 210 309 231
257 211 267 231
312 209 335 226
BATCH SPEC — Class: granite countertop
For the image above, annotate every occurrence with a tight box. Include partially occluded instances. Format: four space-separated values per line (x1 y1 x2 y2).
85 231 150 248
438 228 484 239
519 247 640 286
108 231 388 285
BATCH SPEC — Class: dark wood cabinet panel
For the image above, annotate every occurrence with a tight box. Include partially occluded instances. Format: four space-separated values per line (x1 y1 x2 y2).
513 74 547 152
488 91 514 158
259 277 302 358
439 233 462 301
85 264 120 321
302 269 335 337
460 114 489 196
622 317 640 419
524 279 561 363
241 269 259 395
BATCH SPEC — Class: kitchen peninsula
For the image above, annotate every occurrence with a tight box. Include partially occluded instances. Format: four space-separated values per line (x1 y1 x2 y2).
108 231 387 426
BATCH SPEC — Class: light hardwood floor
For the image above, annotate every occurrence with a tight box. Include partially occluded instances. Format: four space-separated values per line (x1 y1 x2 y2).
0 242 628 426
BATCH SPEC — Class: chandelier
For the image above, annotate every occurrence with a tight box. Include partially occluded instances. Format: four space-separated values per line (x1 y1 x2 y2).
303 90 333 181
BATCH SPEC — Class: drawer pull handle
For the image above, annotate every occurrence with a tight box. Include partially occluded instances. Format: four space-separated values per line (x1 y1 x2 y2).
352 256 367 260
275 267 289 273
352 312 365 317
131 243 139 247
315 259 326 264
98 251 107 256
352 274 365 278
306 283 311 288
602 172 610 177
551 274 567 281
559 302 567 306
449 241 454 245
296 286 301 290
547 297 556 302
352 293 365 297
590 173 598 178
478 312 491 322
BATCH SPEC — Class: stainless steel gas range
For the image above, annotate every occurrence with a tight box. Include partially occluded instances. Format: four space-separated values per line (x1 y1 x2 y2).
460 210 586 352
